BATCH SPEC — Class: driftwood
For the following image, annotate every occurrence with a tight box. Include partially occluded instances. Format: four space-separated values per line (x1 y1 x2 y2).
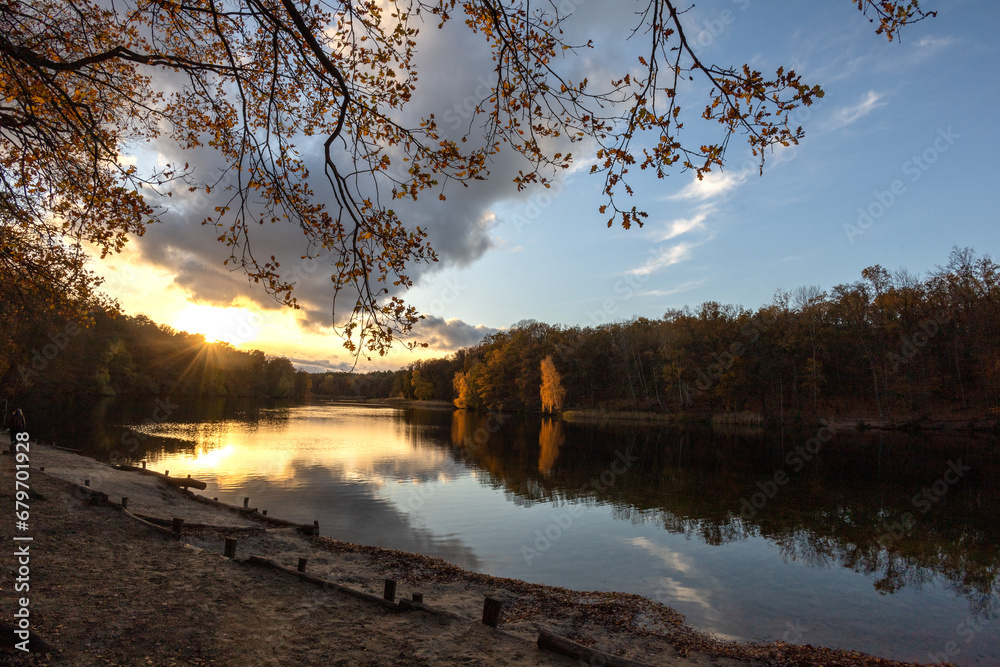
246 556 399 611
131 513 265 535
246 556 458 619
536 629 657 667
114 464 208 490
187 494 318 533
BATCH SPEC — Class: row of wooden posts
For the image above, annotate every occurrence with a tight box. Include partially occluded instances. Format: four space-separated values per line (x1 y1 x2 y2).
109 485 504 626
219 533 505 627
81 466 645 667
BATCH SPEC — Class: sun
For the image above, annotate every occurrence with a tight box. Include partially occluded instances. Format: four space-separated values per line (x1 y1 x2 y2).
172 304 262 346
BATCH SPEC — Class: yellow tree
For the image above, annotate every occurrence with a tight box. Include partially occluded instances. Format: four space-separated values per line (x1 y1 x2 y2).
0 0 935 355
540 355 565 413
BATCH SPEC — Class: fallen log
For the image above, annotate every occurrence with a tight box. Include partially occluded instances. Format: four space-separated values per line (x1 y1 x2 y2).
131 513 266 535
246 555 399 612
114 464 208 490
537 629 657 667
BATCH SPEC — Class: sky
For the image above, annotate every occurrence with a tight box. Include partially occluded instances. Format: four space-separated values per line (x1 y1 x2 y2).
91 0 1000 373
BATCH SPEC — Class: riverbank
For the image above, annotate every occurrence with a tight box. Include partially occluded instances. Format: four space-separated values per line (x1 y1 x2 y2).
1 439 938 666
562 408 999 432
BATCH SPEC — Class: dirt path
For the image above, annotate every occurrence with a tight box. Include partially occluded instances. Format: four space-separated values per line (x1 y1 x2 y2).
0 441 931 666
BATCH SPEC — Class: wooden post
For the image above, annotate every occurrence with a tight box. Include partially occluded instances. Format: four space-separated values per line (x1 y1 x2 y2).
262 510 267 516
383 579 396 602
121 497 128 510
411 593 423 603
84 479 90 487
165 470 169 477
172 517 184 537
224 537 237 558
313 520 319 536
142 461 146 469
482 597 503 627
297 558 307 573
243 497 249 508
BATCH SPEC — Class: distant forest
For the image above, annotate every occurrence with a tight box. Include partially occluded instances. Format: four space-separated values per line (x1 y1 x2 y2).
3 247 997 422
3 309 310 400
313 247 1000 421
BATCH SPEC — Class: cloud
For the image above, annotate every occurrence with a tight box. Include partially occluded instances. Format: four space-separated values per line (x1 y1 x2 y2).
286 357 356 373
657 210 710 242
668 167 751 202
629 241 696 276
411 316 499 350
825 90 887 131
637 278 708 298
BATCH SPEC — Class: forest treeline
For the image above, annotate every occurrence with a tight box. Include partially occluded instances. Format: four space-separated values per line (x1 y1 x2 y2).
2 309 310 400
313 248 1000 421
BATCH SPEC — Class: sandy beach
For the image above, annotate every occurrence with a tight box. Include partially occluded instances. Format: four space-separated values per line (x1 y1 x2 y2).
0 439 936 666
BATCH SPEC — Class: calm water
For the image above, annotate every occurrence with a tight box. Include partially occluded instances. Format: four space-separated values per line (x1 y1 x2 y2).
27 397 1000 665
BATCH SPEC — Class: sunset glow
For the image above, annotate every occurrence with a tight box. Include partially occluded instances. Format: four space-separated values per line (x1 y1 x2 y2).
172 304 261 345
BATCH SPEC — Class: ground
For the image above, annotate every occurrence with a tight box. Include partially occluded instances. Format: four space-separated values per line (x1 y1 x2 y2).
0 441 942 666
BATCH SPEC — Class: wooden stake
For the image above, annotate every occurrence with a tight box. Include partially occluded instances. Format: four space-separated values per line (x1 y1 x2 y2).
84 479 90 486
313 520 319 536
172 517 184 537
165 470 169 477
121 497 128 509
482 597 503 627
297 558 307 573
243 497 249 508
224 537 237 558
142 461 146 469
383 579 396 602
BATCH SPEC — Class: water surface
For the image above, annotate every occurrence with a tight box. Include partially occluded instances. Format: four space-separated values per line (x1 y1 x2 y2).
29 397 1000 665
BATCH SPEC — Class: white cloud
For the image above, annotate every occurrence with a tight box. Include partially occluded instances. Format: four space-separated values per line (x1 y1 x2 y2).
637 279 708 298
826 90 887 131
657 210 710 242
668 166 752 202
629 241 696 276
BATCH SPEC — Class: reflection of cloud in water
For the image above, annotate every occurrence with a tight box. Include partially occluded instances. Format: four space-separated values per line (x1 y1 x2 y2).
629 537 693 574
628 536 740 638
140 407 480 571
284 460 481 571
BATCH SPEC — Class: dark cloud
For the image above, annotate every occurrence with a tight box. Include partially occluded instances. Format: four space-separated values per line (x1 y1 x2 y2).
413 315 499 350
124 5 643 335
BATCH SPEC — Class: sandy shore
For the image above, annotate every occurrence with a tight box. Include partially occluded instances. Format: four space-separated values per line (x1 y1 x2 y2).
0 439 934 666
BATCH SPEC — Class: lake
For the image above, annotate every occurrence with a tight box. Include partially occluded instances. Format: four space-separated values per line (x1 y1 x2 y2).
27 397 1000 665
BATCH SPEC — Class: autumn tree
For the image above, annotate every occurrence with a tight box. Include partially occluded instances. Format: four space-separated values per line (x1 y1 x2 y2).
1 0 935 355
540 355 565 413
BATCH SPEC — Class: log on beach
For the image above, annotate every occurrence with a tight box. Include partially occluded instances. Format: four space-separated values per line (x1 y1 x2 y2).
114 464 208 490
245 556 400 612
537 629 657 667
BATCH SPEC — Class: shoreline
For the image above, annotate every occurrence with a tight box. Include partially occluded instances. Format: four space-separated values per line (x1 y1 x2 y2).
3 438 938 666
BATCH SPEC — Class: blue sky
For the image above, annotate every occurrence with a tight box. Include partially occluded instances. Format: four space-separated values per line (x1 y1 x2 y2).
99 1 1000 371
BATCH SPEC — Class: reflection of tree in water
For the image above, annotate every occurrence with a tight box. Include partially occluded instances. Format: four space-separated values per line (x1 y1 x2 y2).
537 419 564 476
447 412 1000 615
